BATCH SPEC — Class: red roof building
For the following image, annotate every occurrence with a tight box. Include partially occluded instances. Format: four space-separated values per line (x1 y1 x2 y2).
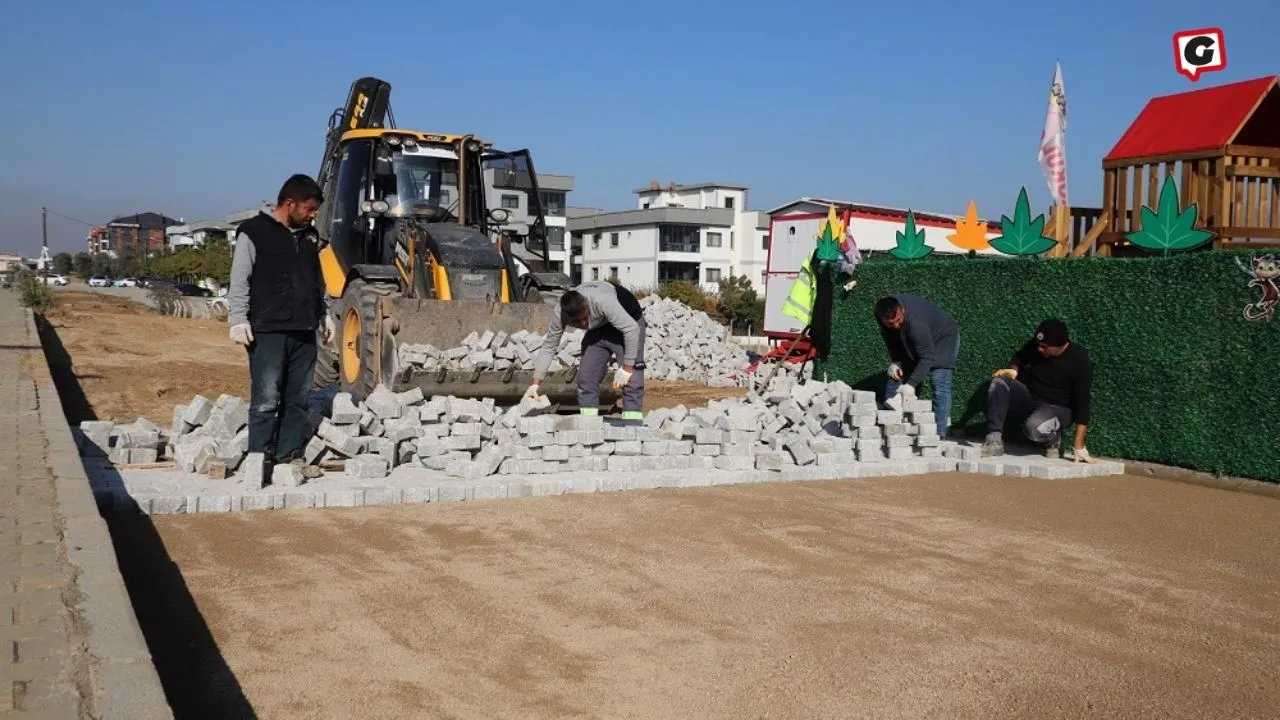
1104 76 1279 164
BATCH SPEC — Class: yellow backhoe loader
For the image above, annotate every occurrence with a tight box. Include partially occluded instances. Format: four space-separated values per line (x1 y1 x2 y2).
311 77 614 406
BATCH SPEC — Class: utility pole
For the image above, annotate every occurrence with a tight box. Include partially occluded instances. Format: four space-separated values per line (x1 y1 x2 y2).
40 206 48 281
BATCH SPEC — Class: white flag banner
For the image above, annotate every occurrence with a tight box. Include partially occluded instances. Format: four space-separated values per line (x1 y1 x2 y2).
1037 62 1068 207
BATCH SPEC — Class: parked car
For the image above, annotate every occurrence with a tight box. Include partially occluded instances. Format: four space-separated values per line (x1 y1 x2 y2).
88 276 111 287
41 274 69 286
113 277 139 287
152 280 213 297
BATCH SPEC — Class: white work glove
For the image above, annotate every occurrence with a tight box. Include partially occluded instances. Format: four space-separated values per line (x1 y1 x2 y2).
323 315 335 344
612 367 633 389
521 384 541 402
1073 447 1098 464
888 363 903 381
229 323 254 346
884 383 915 411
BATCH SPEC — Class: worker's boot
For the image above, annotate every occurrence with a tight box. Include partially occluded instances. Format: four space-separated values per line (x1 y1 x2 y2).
1043 436 1061 460
980 432 1004 457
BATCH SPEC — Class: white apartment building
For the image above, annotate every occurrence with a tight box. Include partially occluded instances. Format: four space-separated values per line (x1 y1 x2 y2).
482 168 575 274
568 181 772 293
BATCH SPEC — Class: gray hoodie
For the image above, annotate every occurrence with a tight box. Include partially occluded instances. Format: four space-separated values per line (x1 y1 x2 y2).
533 281 641 379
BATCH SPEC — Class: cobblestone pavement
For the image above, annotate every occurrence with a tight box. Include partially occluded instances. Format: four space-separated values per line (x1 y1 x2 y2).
0 291 171 718
0 295 92 717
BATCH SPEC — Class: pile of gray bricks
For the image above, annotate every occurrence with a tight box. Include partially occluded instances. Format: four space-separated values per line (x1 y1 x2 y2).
299 374 953 482
394 295 804 387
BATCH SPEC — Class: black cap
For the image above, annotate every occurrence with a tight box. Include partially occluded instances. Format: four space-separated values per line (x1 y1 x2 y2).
1034 318 1069 346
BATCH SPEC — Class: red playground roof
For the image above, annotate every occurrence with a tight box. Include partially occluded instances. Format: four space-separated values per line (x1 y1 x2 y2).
1103 76 1277 162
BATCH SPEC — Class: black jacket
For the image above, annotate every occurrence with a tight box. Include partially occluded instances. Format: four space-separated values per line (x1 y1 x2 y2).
880 293 959 386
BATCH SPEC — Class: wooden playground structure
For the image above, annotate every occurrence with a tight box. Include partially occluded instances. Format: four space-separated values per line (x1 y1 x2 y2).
1057 75 1280 257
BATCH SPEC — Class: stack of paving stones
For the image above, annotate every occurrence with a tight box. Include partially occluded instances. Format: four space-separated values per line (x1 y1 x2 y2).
394 295 798 387
73 375 1127 516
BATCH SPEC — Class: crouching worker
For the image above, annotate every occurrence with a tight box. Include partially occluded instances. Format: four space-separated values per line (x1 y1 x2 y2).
982 318 1097 462
524 281 646 420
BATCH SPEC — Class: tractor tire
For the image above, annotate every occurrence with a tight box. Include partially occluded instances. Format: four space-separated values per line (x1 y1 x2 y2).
335 278 398 400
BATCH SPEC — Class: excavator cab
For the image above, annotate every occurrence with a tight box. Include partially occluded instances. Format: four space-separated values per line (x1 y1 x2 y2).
310 77 617 408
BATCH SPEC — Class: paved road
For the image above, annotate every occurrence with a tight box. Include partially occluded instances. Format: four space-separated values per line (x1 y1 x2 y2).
51 285 223 318
0 290 171 718
0 292 94 716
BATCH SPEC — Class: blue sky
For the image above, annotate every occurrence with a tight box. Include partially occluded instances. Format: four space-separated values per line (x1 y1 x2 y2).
1 0 1275 254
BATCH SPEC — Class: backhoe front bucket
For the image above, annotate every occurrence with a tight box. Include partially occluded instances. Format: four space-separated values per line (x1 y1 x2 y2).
384 296 621 409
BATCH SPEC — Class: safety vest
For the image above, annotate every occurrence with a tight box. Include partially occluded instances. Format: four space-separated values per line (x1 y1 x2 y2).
781 256 816 326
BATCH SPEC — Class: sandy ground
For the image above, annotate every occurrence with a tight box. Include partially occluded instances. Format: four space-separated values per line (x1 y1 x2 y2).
112 472 1280 720
41 290 743 425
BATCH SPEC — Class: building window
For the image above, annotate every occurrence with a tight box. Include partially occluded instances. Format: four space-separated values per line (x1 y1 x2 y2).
761 269 767 285
610 232 619 248
724 196 735 209
658 224 700 253
592 234 600 249
539 191 566 217
706 232 722 248
591 266 599 280
762 233 770 250
706 267 722 283
501 194 520 209
609 266 619 281
642 202 650 209
546 226 566 251
729 231 734 250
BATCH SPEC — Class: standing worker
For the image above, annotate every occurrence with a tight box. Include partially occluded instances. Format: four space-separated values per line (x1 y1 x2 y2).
227 174 335 477
525 281 646 420
874 293 960 437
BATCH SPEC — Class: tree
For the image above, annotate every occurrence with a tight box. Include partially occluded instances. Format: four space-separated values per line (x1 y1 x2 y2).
52 252 73 276
716 275 763 333
657 280 714 315
73 252 93 278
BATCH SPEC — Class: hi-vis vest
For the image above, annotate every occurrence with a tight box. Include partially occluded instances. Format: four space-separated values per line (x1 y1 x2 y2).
781 255 816 327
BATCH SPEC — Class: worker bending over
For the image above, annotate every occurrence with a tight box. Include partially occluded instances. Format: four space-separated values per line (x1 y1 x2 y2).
874 293 960 437
527 281 646 419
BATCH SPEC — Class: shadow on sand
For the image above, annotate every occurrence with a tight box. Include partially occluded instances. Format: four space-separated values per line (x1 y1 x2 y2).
36 314 258 719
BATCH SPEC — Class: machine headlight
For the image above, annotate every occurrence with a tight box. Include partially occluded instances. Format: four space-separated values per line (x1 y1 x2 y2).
403 139 418 150
385 135 402 146
466 141 481 153
361 200 391 214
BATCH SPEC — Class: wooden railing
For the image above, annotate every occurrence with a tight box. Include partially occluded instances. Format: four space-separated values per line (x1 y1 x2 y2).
1072 145 1280 256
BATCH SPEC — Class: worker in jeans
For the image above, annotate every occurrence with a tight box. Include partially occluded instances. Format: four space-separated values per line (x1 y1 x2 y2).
875 293 960 437
227 174 335 478
526 281 646 420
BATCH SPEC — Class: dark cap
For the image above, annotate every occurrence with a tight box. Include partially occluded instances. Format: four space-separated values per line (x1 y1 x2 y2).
1034 318 1069 346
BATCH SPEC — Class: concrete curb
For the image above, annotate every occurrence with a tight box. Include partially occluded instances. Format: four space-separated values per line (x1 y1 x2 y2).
26 308 174 719
1123 460 1280 499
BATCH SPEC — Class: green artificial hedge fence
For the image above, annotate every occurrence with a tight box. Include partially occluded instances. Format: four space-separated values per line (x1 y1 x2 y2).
814 251 1280 482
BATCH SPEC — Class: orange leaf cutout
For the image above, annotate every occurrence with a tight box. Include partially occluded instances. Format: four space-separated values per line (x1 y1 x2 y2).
947 201 991 251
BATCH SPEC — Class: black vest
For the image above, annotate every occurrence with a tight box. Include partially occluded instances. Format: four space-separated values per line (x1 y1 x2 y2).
613 283 643 320
240 212 322 333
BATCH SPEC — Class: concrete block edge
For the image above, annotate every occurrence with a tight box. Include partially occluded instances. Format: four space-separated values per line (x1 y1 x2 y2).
27 309 175 719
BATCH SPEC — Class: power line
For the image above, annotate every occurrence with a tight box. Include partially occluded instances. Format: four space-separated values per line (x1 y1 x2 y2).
43 208 98 228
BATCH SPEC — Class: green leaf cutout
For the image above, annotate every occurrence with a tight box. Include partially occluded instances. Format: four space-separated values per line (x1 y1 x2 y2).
890 211 934 260
815 216 843 263
990 187 1058 256
1124 175 1216 257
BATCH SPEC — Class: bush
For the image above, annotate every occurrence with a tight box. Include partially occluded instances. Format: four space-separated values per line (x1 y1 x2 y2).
147 283 182 315
16 276 54 314
657 280 715 315
816 252 1280 482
